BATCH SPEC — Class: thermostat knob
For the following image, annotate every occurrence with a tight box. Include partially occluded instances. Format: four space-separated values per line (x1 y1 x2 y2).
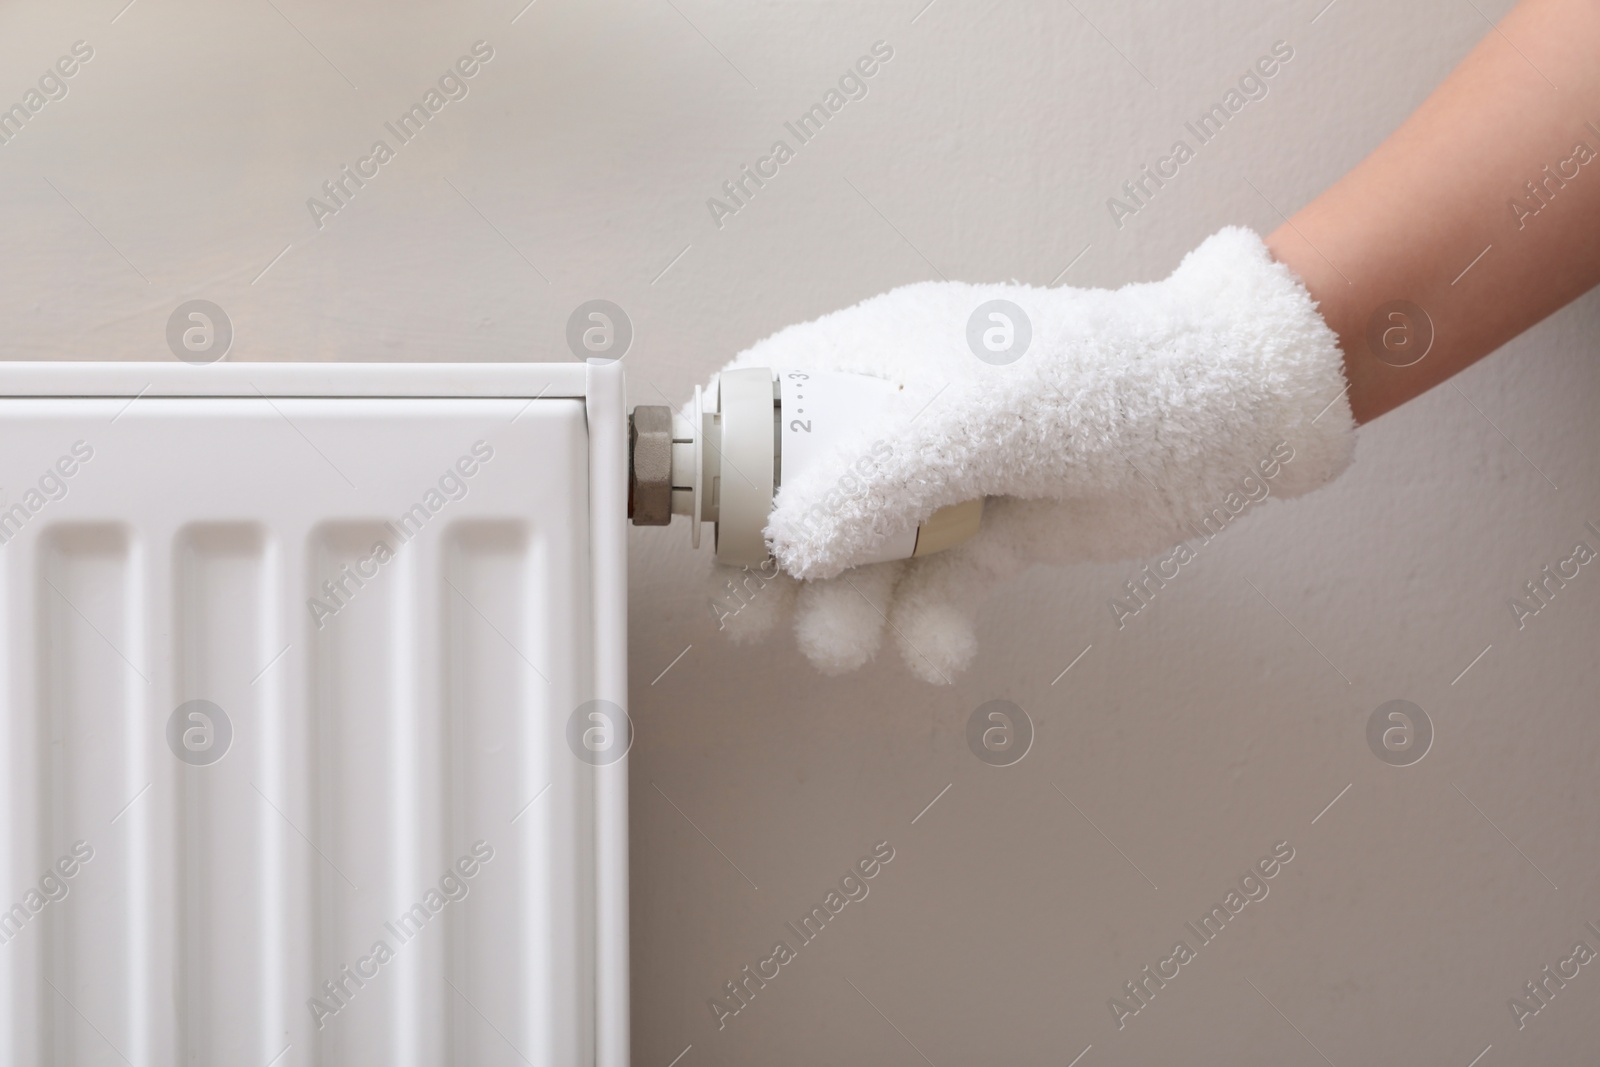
647 367 982 568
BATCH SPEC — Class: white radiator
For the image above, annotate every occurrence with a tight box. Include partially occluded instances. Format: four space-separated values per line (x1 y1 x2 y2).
0 362 630 1067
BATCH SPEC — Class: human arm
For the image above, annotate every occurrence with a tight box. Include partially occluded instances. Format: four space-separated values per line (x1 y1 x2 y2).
1268 0 1600 424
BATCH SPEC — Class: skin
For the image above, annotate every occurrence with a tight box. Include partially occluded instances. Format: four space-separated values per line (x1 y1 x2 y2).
1265 0 1600 425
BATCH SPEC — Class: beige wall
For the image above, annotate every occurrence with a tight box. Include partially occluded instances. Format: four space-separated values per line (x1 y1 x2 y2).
4 0 1598 1062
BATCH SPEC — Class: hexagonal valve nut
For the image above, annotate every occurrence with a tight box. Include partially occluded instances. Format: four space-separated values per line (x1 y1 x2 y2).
629 405 673 526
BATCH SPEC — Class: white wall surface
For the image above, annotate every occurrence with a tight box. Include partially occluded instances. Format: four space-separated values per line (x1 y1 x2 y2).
3 0 1598 1063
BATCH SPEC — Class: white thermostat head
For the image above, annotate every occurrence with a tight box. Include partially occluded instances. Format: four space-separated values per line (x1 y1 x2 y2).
650 367 982 568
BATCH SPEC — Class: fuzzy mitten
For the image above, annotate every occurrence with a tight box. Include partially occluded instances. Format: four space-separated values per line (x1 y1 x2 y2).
706 226 1356 683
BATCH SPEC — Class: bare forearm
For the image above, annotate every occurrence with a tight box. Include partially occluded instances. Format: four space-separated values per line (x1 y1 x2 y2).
1266 0 1600 425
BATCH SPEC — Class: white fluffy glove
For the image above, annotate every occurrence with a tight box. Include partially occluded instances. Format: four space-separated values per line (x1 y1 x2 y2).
705 226 1356 683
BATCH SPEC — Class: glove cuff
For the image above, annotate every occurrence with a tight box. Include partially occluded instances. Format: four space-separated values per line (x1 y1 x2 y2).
1163 225 1356 499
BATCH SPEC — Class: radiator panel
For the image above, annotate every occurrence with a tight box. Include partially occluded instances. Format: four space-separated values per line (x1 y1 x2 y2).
0 376 624 1067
